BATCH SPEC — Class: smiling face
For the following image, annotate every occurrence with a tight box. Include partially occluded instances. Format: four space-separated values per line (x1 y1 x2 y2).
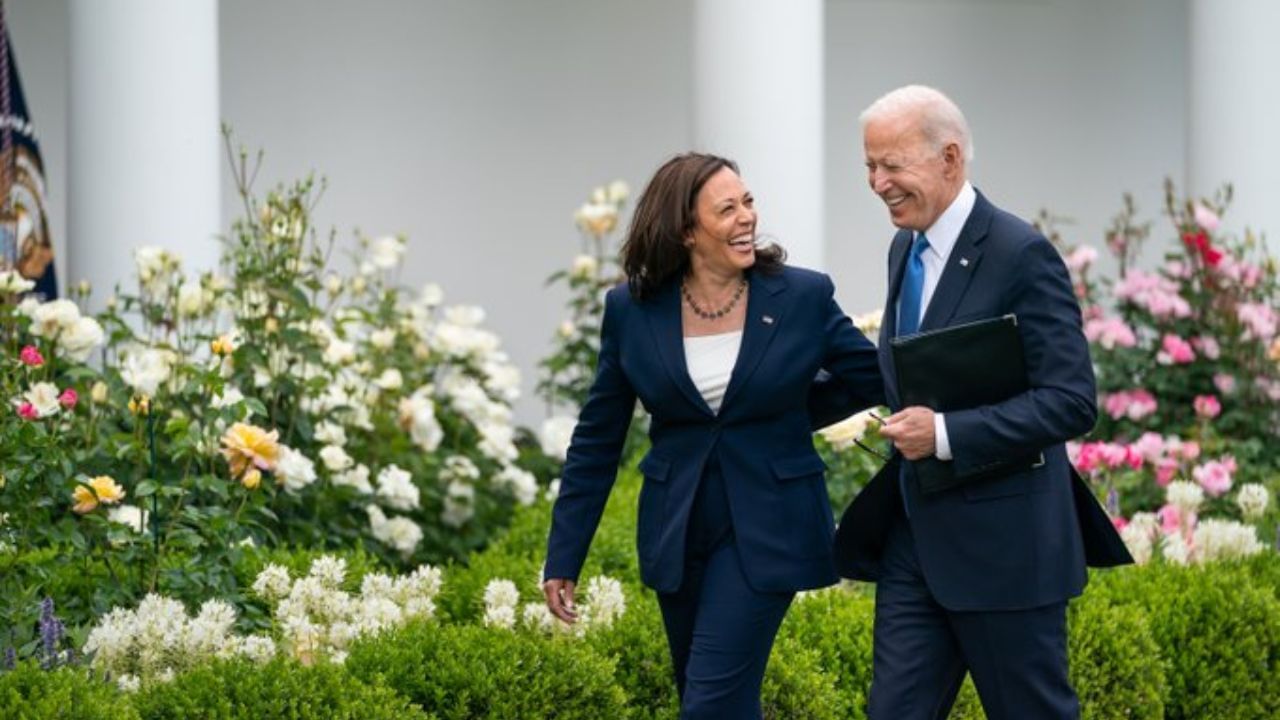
863 111 964 232
685 167 757 277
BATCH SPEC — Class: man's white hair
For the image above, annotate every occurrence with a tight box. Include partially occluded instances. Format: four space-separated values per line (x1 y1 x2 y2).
859 85 974 162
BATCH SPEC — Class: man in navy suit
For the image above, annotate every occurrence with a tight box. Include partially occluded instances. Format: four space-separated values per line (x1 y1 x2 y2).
833 85 1128 720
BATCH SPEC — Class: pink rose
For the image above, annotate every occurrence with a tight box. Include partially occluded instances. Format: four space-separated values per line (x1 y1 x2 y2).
1193 394 1221 419
1133 432 1165 463
1084 317 1138 350
1237 302 1277 342
1193 203 1221 232
19 345 44 367
1155 457 1179 486
1157 502 1192 535
1192 336 1221 360
1074 442 1102 474
1124 445 1144 470
1192 460 1233 496
59 388 78 410
17 402 38 420
1213 373 1236 395
1100 443 1130 470
1156 334 1195 365
1111 516 1129 531
1066 246 1099 273
1127 390 1158 420
1181 441 1201 461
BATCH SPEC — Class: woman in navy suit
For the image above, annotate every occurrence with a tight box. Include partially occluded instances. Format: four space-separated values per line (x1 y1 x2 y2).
543 153 883 718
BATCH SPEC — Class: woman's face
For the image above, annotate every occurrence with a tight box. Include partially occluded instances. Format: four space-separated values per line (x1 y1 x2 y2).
685 167 757 276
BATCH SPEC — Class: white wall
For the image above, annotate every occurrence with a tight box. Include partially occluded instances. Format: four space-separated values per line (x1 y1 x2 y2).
825 0 1188 316
219 0 693 422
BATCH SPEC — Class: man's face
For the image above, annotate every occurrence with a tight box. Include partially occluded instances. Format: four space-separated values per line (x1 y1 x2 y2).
863 113 961 232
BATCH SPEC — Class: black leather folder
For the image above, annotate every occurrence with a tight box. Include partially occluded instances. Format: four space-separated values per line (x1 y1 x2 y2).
890 314 1042 493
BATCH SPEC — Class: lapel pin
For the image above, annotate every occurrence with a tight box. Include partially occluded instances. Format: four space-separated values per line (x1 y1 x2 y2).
959 257 970 267
762 315 775 325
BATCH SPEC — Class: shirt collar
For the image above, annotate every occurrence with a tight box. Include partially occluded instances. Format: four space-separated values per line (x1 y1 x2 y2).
918 181 975 262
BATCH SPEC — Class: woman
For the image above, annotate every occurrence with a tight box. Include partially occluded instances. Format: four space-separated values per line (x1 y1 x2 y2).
543 152 883 718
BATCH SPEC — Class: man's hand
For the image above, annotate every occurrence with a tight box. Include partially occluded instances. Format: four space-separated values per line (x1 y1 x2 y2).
543 578 578 624
879 406 936 460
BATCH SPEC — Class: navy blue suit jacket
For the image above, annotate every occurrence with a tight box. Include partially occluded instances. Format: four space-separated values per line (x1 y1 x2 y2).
545 266 884 594
835 191 1104 612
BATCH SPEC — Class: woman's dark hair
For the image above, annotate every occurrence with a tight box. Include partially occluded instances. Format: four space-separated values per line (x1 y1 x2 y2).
620 152 786 300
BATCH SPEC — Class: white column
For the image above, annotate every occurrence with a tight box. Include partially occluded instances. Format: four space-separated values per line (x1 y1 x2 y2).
1188 0 1280 241
692 0 824 270
68 0 220 309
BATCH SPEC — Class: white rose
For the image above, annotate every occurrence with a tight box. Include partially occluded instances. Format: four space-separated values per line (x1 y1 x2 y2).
370 328 396 350
818 410 875 450
333 464 373 494
376 464 420 511
276 446 317 493
324 274 343 296
315 421 348 447
606 180 630 204
107 505 149 534
319 445 353 473
375 368 404 392
177 281 206 317
58 316 106 362
370 235 405 270
398 394 443 452
23 382 62 417
210 386 245 409
30 299 81 338
570 254 599 280
120 347 174 396
443 305 485 328
420 283 444 307
1166 480 1204 514
323 338 356 366
441 480 475 528
495 465 539 506
557 320 576 339
0 269 35 293
539 416 577 462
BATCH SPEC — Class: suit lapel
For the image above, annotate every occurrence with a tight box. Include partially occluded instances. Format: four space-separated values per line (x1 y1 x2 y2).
879 230 913 409
645 281 715 417
919 191 994 332
720 270 787 412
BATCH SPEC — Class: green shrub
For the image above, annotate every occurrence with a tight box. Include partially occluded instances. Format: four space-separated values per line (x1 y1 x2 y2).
1068 592 1166 719
0 662 139 720
130 657 425 720
777 586 874 718
345 621 627 719
586 592 678 720
1090 563 1280 719
761 634 848 720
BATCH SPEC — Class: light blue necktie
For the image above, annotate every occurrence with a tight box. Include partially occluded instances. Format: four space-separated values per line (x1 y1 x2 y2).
897 233 930 337
896 233 929 516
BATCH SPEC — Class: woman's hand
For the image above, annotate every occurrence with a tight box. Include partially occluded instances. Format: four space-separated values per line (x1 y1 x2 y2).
543 578 578 624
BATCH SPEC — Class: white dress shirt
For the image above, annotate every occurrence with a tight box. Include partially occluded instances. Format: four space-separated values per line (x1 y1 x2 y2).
899 181 976 462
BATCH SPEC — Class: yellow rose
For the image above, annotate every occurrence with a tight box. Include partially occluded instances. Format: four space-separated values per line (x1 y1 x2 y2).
211 335 236 356
72 485 99 514
221 422 281 479
129 395 151 416
91 381 109 404
88 475 126 505
242 467 263 490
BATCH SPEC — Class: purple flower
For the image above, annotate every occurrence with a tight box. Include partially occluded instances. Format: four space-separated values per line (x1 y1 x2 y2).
38 597 65 669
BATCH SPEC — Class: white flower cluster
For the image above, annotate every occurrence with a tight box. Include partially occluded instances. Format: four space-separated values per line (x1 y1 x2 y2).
82 594 275 691
256 556 443 666
18 298 105 362
1120 510 1266 567
134 246 182 294
484 574 626 637
0 268 36 294
439 373 519 463
539 416 576 463
1236 483 1270 521
119 345 177 397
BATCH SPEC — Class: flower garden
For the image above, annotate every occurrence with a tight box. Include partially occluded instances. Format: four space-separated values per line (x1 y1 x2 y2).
0 142 1277 718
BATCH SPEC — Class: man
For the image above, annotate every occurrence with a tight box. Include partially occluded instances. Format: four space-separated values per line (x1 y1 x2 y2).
831 85 1131 719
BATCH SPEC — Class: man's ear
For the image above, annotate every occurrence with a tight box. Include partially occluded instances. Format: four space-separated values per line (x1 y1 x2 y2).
942 142 963 178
